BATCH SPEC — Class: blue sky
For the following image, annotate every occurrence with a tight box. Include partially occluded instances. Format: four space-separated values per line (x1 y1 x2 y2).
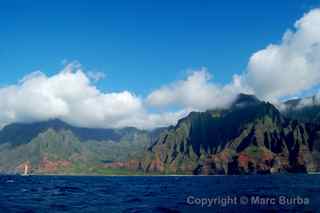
1 0 320 129
0 0 317 95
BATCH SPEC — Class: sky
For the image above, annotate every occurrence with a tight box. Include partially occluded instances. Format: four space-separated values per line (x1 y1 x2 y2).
1 0 320 129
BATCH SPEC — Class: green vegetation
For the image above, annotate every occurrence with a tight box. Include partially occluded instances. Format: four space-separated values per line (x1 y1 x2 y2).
142 94 320 175
1 94 320 175
0 122 152 174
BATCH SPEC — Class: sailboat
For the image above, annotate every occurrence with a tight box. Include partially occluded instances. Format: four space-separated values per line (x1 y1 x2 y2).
22 164 29 176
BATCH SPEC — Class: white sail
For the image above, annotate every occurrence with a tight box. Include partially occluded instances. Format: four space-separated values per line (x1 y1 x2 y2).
23 164 28 176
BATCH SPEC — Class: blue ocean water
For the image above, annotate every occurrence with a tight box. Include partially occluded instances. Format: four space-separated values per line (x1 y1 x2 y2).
0 175 319 213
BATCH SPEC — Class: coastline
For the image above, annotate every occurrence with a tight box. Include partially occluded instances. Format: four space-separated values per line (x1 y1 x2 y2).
2 173 317 177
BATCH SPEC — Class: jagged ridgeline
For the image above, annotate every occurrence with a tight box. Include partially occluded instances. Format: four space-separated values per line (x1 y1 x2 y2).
141 94 320 175
0 119 163 174
1 93 320 175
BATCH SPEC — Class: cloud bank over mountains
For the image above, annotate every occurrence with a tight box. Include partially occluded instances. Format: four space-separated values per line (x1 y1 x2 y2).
147 68 250 110
149 8 320 107
1 8 320 129
245 8 320 101
148 8 320 110
0 63 188 129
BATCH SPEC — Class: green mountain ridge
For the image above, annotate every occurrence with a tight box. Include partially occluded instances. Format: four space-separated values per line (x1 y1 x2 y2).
0 121 155 174
283 94 320 123
1 93 320 175
140 94 320 174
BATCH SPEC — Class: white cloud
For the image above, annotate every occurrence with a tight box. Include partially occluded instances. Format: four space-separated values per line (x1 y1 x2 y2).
2 9 320 129
147 8 320 113
244 8 320 101
147 68 251 110
0 62 185 129
112 108 191 130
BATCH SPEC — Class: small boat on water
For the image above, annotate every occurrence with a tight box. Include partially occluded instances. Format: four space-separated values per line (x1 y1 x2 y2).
22 164 29 176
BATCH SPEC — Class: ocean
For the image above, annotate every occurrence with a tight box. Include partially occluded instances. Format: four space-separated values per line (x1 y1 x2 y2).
0 175 319 212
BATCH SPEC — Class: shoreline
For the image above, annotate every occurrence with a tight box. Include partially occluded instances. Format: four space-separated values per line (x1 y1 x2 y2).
1 173 318 177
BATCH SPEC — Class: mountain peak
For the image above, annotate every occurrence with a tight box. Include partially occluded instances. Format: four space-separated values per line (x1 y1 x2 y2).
41 119 70 129
283 94 320 123
231 93 260 108
284 93 320 109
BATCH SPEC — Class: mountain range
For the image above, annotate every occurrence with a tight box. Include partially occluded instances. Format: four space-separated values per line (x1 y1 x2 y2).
141 94 320 174
1 93 320 175
0 119 158 175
